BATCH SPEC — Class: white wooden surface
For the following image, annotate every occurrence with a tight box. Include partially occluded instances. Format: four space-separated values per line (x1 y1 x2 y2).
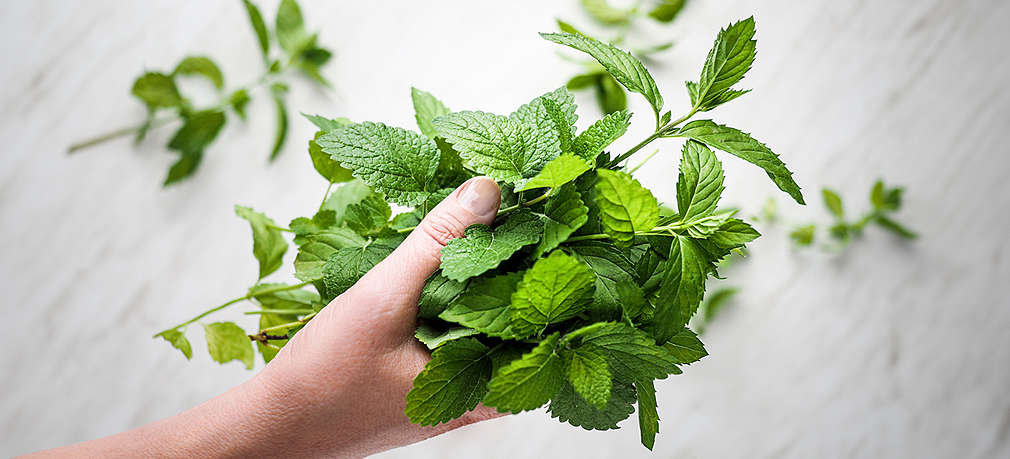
2 1 1009 457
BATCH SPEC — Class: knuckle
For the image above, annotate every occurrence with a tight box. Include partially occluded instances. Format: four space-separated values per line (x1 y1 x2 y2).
419 212 466 247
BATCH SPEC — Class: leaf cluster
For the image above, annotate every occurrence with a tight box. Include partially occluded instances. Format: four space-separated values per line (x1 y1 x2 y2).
791 180 916 247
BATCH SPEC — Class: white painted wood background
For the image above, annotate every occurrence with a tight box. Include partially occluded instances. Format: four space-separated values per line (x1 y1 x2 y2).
2 0 1008 457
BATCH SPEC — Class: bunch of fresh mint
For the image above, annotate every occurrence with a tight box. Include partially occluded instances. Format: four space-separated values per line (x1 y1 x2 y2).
68 0 332 186
156 17 802 449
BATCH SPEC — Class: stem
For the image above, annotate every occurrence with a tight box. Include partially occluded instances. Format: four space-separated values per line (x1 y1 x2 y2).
154 281 312 336
67 117 177 154
268 224 293 233
318 181 335 213
564 233 611 243
628 149 660 174
609 108 699 167
244 309 316 315
258 311 318 334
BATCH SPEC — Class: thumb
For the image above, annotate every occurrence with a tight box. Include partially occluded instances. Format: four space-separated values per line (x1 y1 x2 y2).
362 176 501 298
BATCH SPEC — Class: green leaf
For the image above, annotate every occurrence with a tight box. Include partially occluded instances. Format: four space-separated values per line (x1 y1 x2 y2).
520 154 592 191
510 87 578 149
235 205 288 280
822 188 844 218
688 17 757 111
440 273 520 338
556 18 587 36
163 152 203 186
484 333 564 413
203 322 254 369
167 110 226 156
675 120 804 205
790 224 816 246
405 338 493 426
682 209 735 239
562 345 612 409
676 141 724 222
595 169 659 245
342 194 391 236
664 327 708 364
322 180 374 221
595 74 627 114
648 0 685 23
434 110 559 186
173 56 224 89
269 85 288 161
871 180 905 211
541 32 664 115
653 235 710 343
572 110 631 162
568 241 638 320
697 287 738 333
419 273 467 319
241 0 270 59
576 322 682 381
308 131 354 183
567 72 601 90
875 215 917 239
440 211 543 281
156 330 192 360
275 0 307 55
510 251 596 337
320 241 396 300
131 72 181 108
318 122 441 206
293 228 367 281
289 211 337 245
549 380 636 430
708 218 760 248
414 324 480 350
580 0 633 25
302 113 351 132
635 379 659 449
229 89 251 119
533 184 589 258
411 87 451 139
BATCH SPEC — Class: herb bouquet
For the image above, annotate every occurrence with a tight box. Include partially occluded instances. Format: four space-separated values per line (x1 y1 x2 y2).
156 17 802 449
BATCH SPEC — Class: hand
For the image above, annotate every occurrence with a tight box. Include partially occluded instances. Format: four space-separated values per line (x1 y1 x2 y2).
29 177 505 458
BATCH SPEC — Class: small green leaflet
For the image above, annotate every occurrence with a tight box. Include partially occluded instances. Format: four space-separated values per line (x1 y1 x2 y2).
132 72 181 108
203 322 254 369
405 338 493 426
572 110 631 162
708 219 760 248
511 87 578 156
520 154 592 191
308 131 354 183
320 241 395 300
822 188 844 218
269 83 289 161
549 380 637 431
156 330 192 360
440 211 543 281
241 0 270 59
580 0 634 25
414 324 480 350
664 327 708 364
576 322 682 381
675 120 804 205
510 251 596 337
173 56 224 89
688 17 756 111
293 228 366 281
440 273 521 338
677 141 724 222
541 32 664 116
791 224 816 246
412 87 451 139
319 122 440 206
235 205 288 280
568 241 638 320
275 0 307 55
562 345 612 409
648 0 685 23
419 274 467 319
484 333 564 413
876 216 917 239
595 169 659 244
342 194 391 235
302 113 352 132
653 235 710 343
635 379 659 449
533 184 589 258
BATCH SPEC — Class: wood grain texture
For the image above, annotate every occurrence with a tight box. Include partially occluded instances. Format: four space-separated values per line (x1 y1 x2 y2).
1 0 1008 457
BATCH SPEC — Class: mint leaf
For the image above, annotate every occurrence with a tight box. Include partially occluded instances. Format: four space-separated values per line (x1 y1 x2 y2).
275 0 307 55
510 251 596 337
572 110 631 162
411 87 451 139
132 72 181 109
241 0 270 59
318 122 440 206
675 120 804 204
653 236 710 343
322 180 374 221
440 211 543 281
595 169 659 245
533 184 589 258
708 218 760 248
229 89 251 119
440 273 520 337
418 274 466 319
822 188 844 218
876 215 918 239
562 345 612 409
414 324 480 350
569 241 637 320
167 110 226 155
302 113 351 132
163 152 203 186
156 330 192 360
664 327 708 364
321 241 396 300
549 380 636 430
434 111 559 186
173 56 224 89
405 337 493 426
688 17 756 111
308 131 354 183
269 84 288 161
580 0 634 25
520 153 592 191
342 194 391 236
648 0 685 23
541 32 664 115
235 205 288 280
635 379 659 449
577 322 682 381
871 180 904 211
203 322 254 369
511 87 578 156
293 228 366 282
677 141 724 222
790 224 816 246
484 333 564 413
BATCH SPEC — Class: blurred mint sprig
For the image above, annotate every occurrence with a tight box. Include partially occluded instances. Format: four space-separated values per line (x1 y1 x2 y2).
791 180 917 247
67 0 333 186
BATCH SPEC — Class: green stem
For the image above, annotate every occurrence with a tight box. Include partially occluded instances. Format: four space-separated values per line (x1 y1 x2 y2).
258 311 318 334
317 181 335 213
244 309 316 315
67 117 178 154
268 224 293 233
610 108 699 168
628 149 660 174
155 281 312 336
564 233 612 243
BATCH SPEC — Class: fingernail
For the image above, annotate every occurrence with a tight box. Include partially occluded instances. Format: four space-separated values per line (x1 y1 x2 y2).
458 177 501 218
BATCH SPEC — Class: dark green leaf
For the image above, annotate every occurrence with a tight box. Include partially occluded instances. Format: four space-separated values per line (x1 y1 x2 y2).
405 338 493 425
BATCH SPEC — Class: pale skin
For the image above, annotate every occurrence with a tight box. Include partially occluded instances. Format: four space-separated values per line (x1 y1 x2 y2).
28 176 506 458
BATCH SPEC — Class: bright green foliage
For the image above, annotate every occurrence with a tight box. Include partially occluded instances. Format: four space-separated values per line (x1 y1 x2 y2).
823 188 844 218
440 211 543 281
581 0 634 25
485 333 565 413
173 56 224 89
156 330 192 360
203 322 255 369
235 206 288 280
405 338 493 425
132 72 181 108
649 0 686 23
792 180 916 248
791 224 816 246
159 19 798 450
241 0 270 58
510 252 596 337
595 169 659 245
687 17 756 111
